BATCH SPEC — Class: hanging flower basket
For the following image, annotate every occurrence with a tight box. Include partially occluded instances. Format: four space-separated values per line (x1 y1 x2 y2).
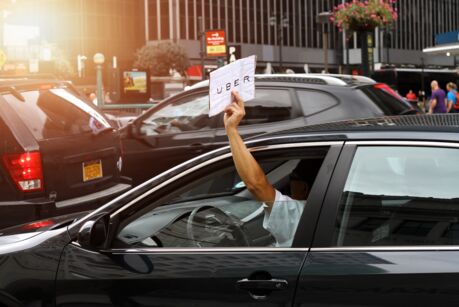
330 0 398 33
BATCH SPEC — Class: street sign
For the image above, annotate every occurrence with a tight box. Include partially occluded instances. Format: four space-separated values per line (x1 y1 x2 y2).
435 31 459 45
206 30 226 57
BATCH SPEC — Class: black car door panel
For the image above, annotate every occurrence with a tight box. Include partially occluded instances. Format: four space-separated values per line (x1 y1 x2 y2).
298 142 459 306
56 143 343 306
56 245 306 307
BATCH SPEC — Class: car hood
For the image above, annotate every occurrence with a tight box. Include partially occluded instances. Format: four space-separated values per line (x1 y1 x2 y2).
0 232 44 244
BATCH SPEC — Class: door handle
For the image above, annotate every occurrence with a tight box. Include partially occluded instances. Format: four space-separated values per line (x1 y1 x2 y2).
236 278 288 291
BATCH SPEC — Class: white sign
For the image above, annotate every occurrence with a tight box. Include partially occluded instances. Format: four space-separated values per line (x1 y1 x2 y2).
208 55 256 117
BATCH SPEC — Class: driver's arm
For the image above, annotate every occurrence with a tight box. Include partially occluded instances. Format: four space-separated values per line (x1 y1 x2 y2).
224 91 276 209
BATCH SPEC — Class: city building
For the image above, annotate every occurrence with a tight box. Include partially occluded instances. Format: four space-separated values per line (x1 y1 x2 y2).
0 0 458 77
145 0 459 73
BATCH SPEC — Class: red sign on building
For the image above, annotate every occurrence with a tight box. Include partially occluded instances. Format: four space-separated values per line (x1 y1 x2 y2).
206 30 226 57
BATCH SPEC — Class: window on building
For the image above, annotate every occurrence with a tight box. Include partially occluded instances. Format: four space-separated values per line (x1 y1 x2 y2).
160 0 169 39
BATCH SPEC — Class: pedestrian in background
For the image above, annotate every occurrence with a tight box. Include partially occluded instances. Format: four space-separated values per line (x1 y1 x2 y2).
428 80 447 114
406 89 417 101
446 82 458 113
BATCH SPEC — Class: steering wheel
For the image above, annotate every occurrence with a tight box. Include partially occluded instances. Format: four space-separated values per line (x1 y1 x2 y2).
186 205 250 248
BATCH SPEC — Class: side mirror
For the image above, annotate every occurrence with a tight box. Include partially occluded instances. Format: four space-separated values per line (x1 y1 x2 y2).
77 214 109 250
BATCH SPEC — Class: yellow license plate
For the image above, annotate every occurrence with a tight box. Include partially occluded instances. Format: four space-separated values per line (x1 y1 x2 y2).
82 160 103 182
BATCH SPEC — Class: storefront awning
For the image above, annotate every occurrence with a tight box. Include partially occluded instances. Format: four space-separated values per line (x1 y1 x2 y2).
423 44 459 56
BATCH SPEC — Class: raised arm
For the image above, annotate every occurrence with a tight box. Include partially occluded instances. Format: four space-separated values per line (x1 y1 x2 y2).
224 91 276 207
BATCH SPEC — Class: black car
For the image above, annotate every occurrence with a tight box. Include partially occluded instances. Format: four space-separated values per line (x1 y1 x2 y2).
2 114 459 306
121 74 417 185
0 79 131 229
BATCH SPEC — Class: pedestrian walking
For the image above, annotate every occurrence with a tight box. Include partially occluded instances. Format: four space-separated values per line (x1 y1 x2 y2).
428 81 447 114
446 82 458 113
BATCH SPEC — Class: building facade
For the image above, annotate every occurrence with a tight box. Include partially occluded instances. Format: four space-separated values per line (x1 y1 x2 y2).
3 0 145 76
2 0 459 76
145 0 459 72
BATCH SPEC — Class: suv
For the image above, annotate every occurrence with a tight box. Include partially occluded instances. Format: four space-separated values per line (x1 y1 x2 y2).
121 74 417 185
0 79 131 228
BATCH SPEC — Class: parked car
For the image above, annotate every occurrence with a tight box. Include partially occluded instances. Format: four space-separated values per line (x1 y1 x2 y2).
121 74 418 185
1 114 459 306
0 78 131 229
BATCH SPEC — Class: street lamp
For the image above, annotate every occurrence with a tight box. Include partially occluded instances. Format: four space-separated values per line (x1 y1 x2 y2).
93 52 105 107
269 13 289 73
317 11 332 73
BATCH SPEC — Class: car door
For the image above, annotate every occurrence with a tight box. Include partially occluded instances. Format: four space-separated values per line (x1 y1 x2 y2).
213 87 304 146
122 90 219 185
55 142 342 306
296 141 459 306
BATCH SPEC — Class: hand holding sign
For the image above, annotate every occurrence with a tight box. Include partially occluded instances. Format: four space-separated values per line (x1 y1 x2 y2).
208 55 256 117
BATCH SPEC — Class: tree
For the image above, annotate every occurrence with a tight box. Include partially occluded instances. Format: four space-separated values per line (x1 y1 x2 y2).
134 41 189 77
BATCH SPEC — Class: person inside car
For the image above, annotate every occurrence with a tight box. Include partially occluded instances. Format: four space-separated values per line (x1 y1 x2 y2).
224 90 316 247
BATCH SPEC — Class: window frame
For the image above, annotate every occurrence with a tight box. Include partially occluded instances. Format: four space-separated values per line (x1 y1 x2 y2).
105 141 343 252
313 140 459 251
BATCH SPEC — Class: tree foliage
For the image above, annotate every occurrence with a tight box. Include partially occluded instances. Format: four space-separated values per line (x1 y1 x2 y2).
134 41 190 76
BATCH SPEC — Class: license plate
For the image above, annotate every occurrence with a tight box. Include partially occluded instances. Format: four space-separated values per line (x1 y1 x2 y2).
82 160 103 182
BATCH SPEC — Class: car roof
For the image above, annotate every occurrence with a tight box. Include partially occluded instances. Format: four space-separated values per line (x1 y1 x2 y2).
186 73 377 91
251 114 459 144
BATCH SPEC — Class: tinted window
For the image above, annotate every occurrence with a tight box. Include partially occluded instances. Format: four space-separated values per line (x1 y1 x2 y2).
359 84 411 115
333 146 459 247
4 88 110 140
297 90 338 116
240 89 292 125
140 93 213 135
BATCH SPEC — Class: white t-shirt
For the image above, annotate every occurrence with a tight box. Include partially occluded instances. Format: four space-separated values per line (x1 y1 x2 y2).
262 190 305 247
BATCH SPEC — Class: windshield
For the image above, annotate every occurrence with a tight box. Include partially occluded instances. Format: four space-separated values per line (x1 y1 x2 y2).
3 86 111 140
359 84 413 115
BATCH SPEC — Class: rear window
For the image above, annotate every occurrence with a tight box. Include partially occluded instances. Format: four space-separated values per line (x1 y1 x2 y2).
359 84 412 115
3 87 111 140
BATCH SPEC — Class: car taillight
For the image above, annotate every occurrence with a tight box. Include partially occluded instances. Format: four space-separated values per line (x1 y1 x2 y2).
2 151 44 192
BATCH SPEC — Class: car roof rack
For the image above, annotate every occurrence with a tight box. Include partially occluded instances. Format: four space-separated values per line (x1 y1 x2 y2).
308 73 376 85
266 113 459 137
186 73 349 91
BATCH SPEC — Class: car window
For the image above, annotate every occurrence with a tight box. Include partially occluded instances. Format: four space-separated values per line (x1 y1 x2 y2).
240 89 292 125
115 148 329 249
359 84 411 115
3 88 110 140
140 93 213 135
297 90 339 116
333 146 459 247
